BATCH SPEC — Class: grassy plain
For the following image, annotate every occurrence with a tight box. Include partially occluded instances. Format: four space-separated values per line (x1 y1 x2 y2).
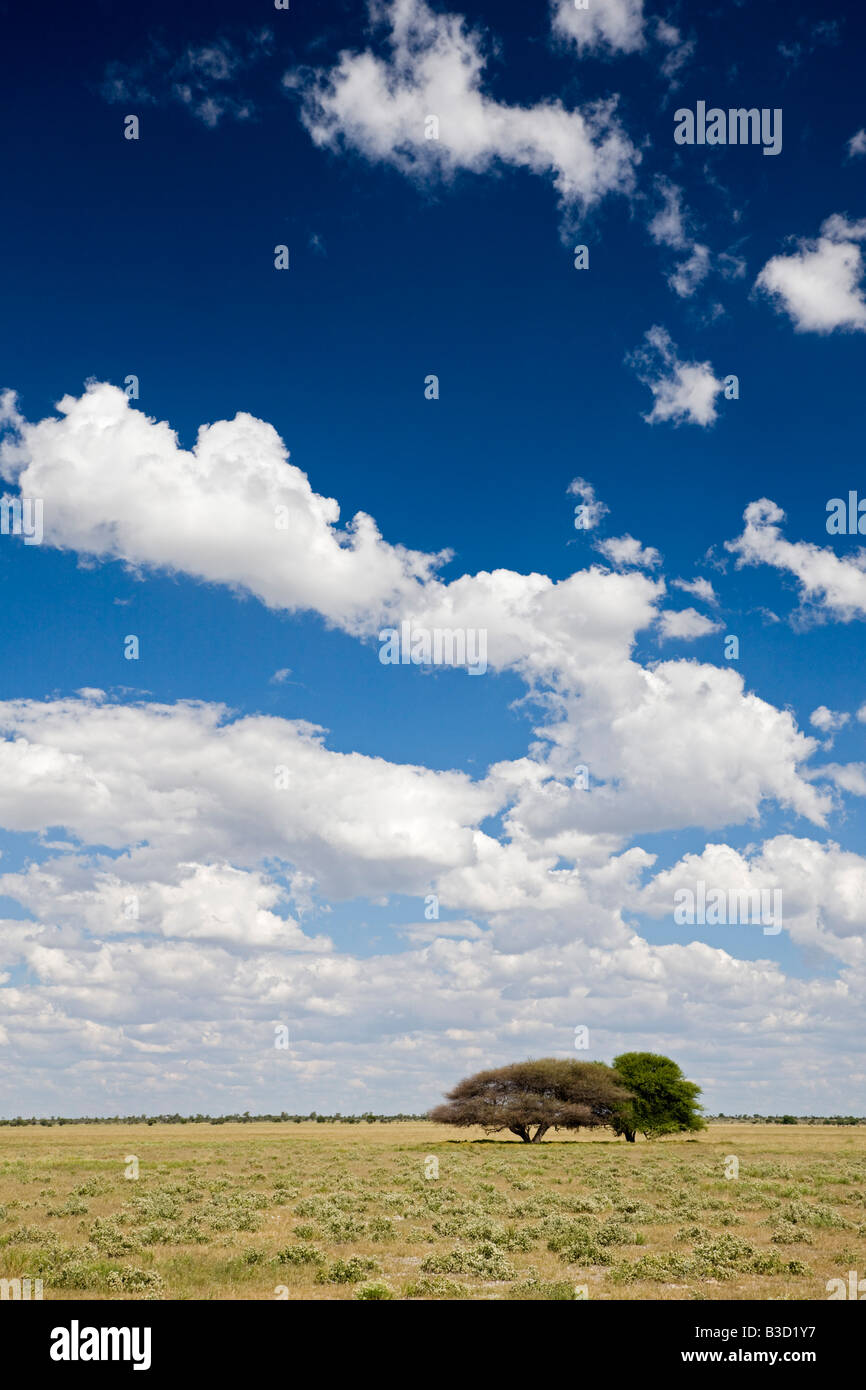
0 1121 862 1300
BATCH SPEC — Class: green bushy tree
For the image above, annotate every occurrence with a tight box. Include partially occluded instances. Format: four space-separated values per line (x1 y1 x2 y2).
611 1052 705 1142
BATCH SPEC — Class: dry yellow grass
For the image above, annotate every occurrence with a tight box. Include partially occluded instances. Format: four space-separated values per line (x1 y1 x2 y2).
0 1121 862 1300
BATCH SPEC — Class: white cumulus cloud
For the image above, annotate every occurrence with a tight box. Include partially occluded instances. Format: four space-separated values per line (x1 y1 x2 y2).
673 577 718 605
550 0 646 55
657 608 721 641
727 499 866 623
628 326 726 426
596 534 661 569
810 706 850 734
755 214 866 333
287 0 640 221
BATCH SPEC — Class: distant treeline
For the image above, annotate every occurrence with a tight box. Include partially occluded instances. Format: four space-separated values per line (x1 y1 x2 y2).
0 1110 862 1127
710 1114 865 1125
0 1111 428 1127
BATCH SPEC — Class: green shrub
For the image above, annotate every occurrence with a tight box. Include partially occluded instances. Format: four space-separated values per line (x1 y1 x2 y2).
89 1218 141 1256
777 1201 852 1230
353 1281 395 1300
53 1258 119 1290
315 1256 381 1285
105 1267 165 1293
404 1275 469 1299
46 1197 89 1217
273 1242 326 1266
505 1279 578 1300
770 1223 813 1245
420 1241 515 1280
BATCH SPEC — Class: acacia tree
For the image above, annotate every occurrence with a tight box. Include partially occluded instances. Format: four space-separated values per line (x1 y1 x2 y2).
610 1052 705 1142
429 1058 633 1143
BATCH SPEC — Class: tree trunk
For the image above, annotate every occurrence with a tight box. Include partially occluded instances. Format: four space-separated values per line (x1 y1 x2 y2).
530 1123 549 1143
509 1124 532 1143
624 1129 636 1143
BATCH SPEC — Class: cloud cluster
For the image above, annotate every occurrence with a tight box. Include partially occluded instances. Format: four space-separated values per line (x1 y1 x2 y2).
657 608 721 641
501 658 827 842
847 129 866 159
628 326 726 426
287 0 640 220
4 878 864 1114
648 178 712 298
0 384 668 691
673 577 718 605
568 476 609 531
0 698 499 901
102 32 272 127
0 389 833 849
810 706 850 735
0 383 444 632
755 214 866 333
595 534 660 569
639 836 866 967
0 385 863 1112
550 0 646 56
727 499 866 622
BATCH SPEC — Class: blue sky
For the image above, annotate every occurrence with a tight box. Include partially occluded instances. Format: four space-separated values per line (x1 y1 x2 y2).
1 0 866 1116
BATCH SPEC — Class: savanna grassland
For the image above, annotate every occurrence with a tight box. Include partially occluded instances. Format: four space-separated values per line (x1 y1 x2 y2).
0 1122 863 1300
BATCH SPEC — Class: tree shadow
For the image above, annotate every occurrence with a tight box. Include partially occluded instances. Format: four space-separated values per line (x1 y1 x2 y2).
429 1136 627 1146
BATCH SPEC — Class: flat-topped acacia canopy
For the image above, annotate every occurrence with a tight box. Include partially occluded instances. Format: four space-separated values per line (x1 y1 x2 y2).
428 1058 634 1143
